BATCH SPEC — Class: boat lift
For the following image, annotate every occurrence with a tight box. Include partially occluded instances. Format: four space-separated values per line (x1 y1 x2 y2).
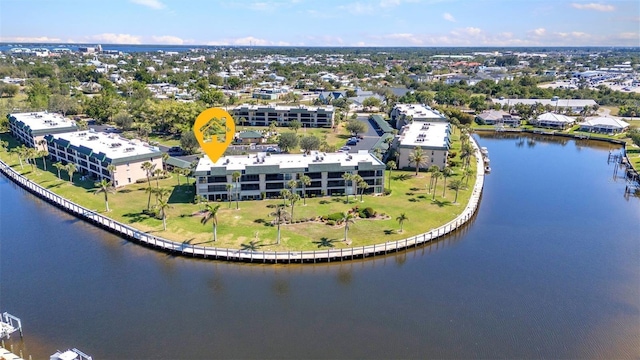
50 348 93 360
0 312 23 339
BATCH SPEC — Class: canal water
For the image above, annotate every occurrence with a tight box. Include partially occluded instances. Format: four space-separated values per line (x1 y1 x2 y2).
1 134 638 359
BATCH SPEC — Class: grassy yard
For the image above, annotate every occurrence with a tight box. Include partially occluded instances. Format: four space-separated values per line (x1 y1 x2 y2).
0 131 477 251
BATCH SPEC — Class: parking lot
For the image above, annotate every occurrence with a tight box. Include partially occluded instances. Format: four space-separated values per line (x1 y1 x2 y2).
345 116 383 153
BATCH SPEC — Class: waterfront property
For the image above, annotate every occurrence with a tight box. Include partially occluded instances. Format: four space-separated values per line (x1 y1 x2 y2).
578 117 630 134
45 129 163 187
392 121 451 170
475 110 521 127
232 104 335 128
194 150 385 200
7 112 78 148
492 98 598 113
390 103 448 128
531 112 576 129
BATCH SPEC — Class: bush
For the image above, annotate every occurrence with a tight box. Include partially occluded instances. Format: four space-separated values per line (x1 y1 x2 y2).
326 212 344 222
359 207 376 218
384 189 392 195
326 220 336 226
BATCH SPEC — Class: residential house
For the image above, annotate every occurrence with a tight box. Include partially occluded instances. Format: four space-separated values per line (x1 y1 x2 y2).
578 117 630 134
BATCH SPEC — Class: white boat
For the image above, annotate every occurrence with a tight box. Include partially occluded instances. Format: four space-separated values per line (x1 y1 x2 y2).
480 147 489 155
484 166 491 173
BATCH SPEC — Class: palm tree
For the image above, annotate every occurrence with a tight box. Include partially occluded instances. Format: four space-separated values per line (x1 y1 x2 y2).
0 140 8 154
153 168 163 188
37 149 48 171
289 193 300 221
342 172 352 203
408 146 428 176
156 187 172 204
279 188 291 206
431 170 442 200
396 213 408 233
342 212 356 243
287 178 298 197
201 203 221 242
65 163 77 184
299 174 311 205
427 165 439 193
141 161 155 210
26 148 37 171
157 198 172 231
386 160 396 191
226 183 233 208
53 162 64 179
94 179 116 212
448 179 463 204
107 164 116 183
358 179 369 202
232 171 241 209
464 167 474 186
441 166 453 198
161 152 170 168
36 139 47 152
10 147 25 169
270 205 289 245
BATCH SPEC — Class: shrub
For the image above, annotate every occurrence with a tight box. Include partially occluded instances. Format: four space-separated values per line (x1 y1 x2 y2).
326 212 344 222
326 220 336 226
359 207 376 218
384 189 392 195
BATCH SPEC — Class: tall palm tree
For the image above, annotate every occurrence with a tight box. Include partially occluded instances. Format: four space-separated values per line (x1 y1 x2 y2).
431 170 442 201
153 168 163 188
299 174 311 205
448 179 463 204
287 178 298 196
441 166 453 198
201 203 221 242
279 189 291 207
156 187 172 204
141 161 155 210
386 160 396 191
36 139 47 152
232 171 241 209
53 162 64 179
464 167 474 186
226 183 233 208
107 164 116 184
270 205 289 245
26 148 37 171
396 213 408 233
65 163 77 184
94 179 116 212
37 149 48 171
342 172 352 203
427 165 440 193
157 198 172 231
10 147 25 169
408 146 428 176
358 179 369 202
342 212 356 243
289 193 300 221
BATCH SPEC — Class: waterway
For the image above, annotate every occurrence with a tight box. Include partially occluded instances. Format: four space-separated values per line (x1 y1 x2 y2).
1 134 638 359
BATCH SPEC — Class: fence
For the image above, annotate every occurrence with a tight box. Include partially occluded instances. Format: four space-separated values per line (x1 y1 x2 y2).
0 137 485 264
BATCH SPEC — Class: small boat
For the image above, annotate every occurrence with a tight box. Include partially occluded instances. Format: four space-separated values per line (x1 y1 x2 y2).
484 166 491 173
480 147 489 155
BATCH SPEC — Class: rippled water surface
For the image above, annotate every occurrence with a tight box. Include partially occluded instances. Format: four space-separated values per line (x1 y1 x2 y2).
1 134 638 359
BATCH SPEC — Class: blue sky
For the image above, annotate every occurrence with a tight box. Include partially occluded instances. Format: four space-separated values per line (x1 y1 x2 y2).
1 0 638 46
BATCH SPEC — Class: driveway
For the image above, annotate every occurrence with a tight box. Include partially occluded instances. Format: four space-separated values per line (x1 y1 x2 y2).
347 116 383 153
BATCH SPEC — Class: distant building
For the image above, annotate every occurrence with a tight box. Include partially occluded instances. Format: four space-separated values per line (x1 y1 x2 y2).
390 104 447 128
232 104 335 128
475 110 521 127
532 112 576 129
235 131 266 144
45 130 163 187
492 98 598 113
578 117 630 134
194 150 385 200
8 112 78 148
392 121 451 171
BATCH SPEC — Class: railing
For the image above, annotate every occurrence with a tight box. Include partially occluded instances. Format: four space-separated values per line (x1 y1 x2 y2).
0 138 484 264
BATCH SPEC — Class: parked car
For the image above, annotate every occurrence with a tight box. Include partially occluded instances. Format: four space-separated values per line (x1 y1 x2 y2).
265 147 279 153
346 139 357 146
340 146 351 152
168 146 185 155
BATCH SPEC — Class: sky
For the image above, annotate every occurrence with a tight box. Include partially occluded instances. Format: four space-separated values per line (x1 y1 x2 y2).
0 0 638 47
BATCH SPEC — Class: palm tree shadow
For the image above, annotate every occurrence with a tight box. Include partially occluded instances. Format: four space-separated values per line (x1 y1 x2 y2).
240 240 266 251
384 229 395 235
312 237 336 248
432 199 452 207
122 211 150 223
393 174 412 181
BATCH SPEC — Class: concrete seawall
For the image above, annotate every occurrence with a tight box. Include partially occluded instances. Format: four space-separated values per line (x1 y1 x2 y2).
0 137 485 264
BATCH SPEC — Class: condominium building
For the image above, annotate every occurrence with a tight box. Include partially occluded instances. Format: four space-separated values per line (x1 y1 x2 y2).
194 150 385 201
45 129 163 187
8 112 78 148
393 121 451 170
390 104 447 128
232 104 335 128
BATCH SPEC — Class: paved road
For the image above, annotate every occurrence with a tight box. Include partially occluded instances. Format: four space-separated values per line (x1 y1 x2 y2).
346 116 382 153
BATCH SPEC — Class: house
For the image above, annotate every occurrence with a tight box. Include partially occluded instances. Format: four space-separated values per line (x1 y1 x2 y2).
8 112 78 149
235 131 266 144
532 112 575 129
320 73 339 82
578 117 630 134
475 110 521 127
392 121 451 171
194 150 385 201
318 91 346 104
492 98 598 113
45 130 163 187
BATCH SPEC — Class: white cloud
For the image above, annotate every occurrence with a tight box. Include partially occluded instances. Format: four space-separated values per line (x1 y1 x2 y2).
338 2 375 15
89 33 143 44
150 35 191 45
0 36 62 43
443 12 456 22
130 0 166 9
570 3 615 12
530 28 547 36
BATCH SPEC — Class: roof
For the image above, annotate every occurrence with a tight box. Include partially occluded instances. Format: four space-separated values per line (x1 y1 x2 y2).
392 104 447 121
195 150 384 175
233 104 334 113
492 98 598 108
579 117 630 129
47 130 163 165
237 131 264 139
476 110 519 121
536 112 575 124
165 156 192 169
397 121 451 150
9 112 78 135
370 114 394 133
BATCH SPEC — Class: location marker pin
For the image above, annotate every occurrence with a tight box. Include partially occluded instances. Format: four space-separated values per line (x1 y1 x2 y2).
193 107 236 163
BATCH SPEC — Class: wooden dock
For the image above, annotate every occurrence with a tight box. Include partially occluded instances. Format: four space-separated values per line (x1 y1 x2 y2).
0 138 485 264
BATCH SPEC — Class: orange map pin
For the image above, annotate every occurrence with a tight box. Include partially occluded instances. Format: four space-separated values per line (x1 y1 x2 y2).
193 107 236 163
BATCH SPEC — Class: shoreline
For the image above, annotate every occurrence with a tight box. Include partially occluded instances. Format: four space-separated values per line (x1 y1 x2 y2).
0 137 485 264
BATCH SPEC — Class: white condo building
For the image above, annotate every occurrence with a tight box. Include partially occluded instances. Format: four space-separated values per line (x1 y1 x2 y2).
232 104 335 128
8 112 78 148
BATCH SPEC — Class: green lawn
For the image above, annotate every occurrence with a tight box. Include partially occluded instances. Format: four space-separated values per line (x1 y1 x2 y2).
147 133 181 147
0 131 478 251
